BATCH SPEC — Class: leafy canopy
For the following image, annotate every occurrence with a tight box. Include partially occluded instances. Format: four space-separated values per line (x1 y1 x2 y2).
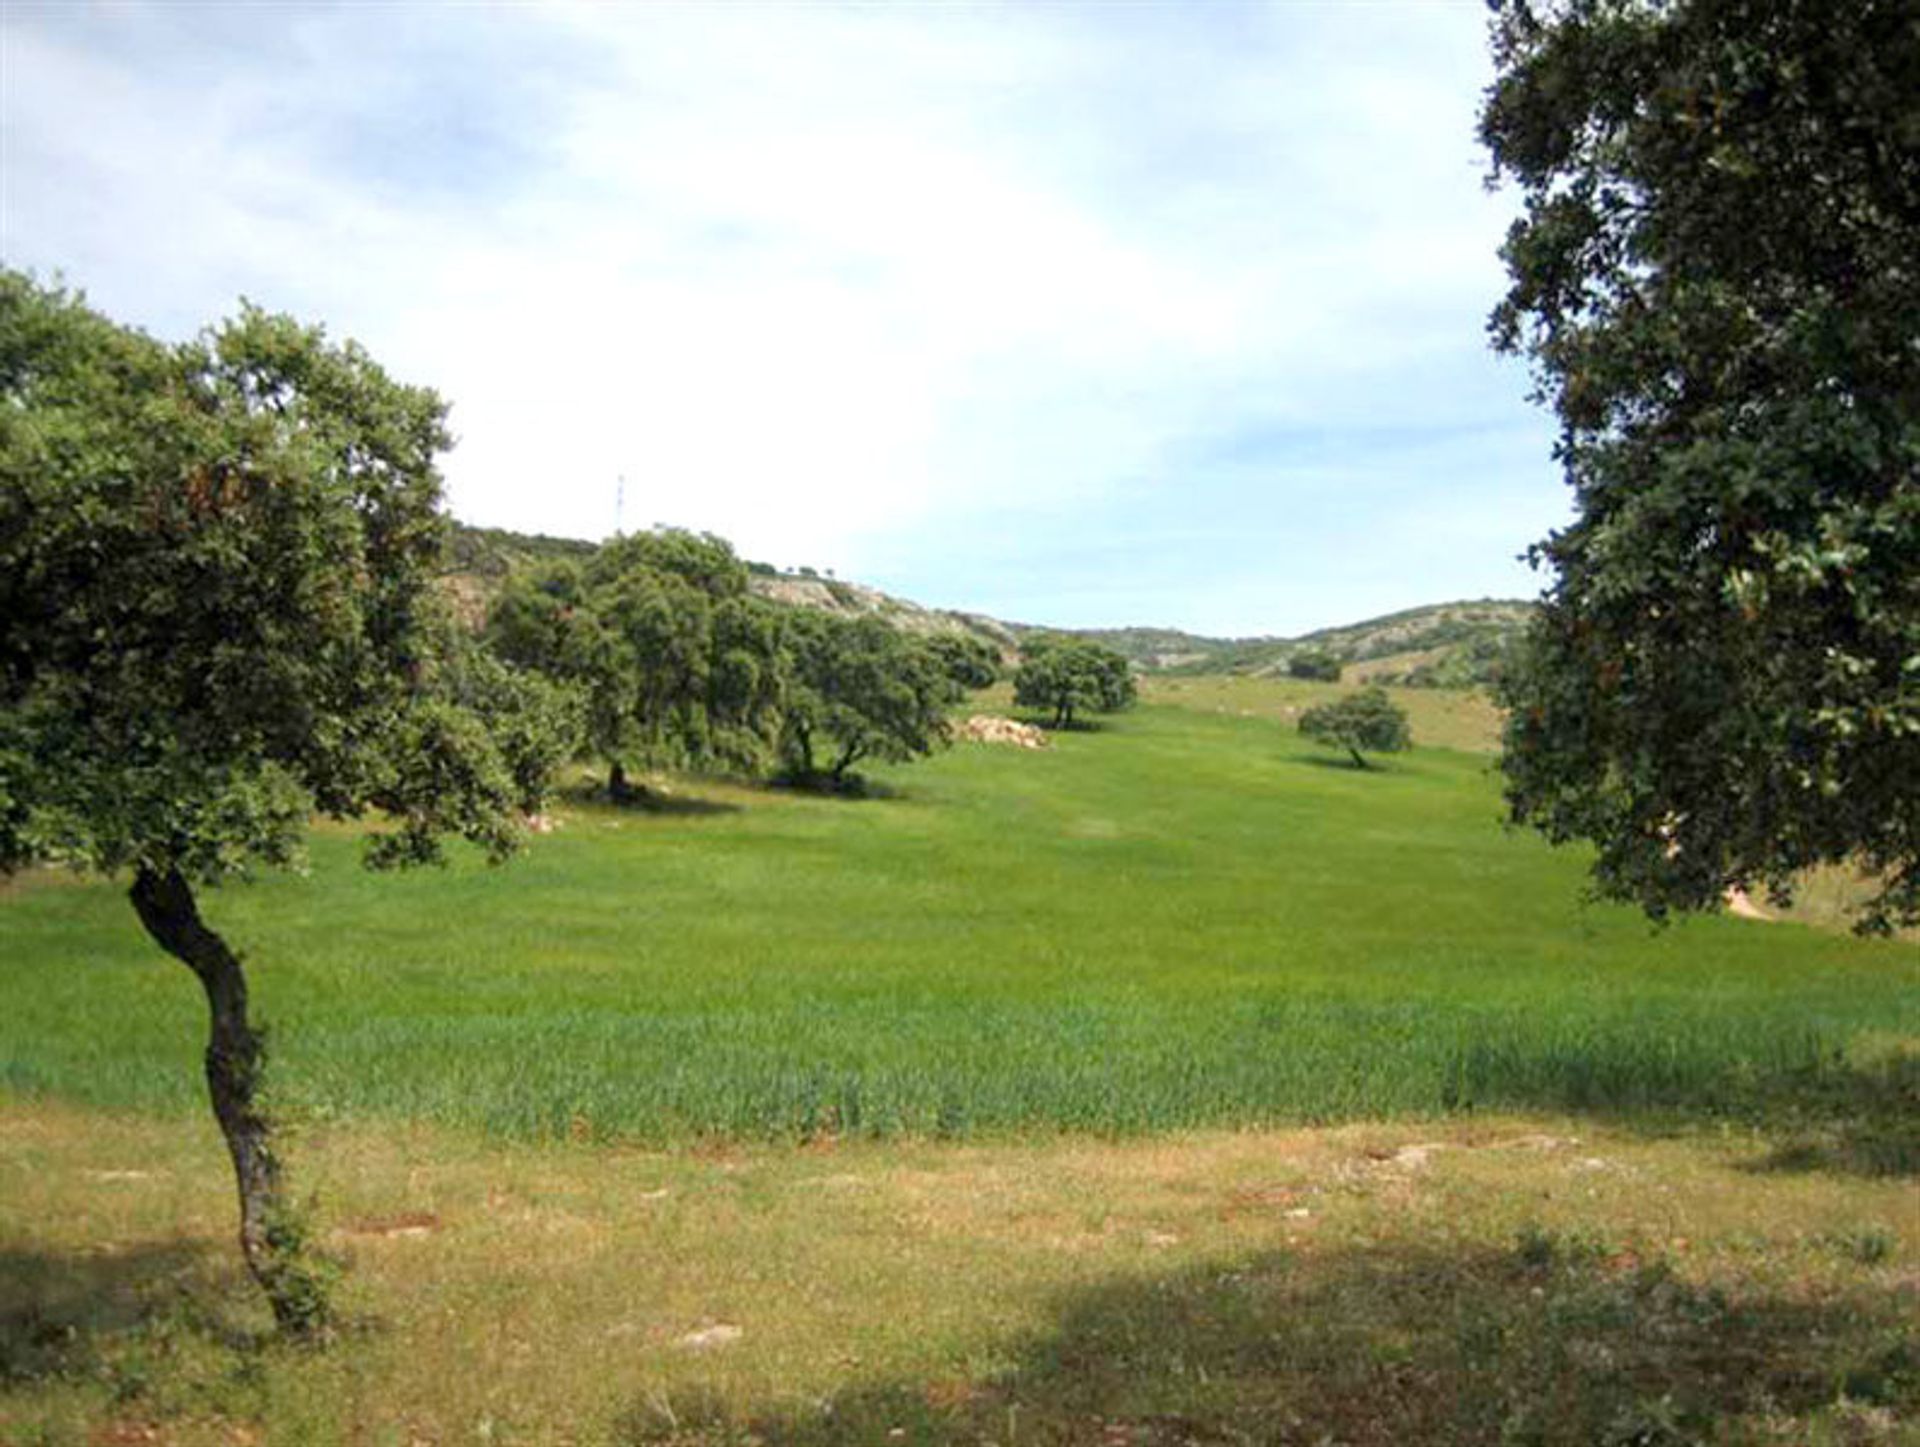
924 632 1002 692
487 528 783 788
1297 688 1411 769
778 611 961 785
1482 0 1920 930
0 272 561 882
1012 637 1136 728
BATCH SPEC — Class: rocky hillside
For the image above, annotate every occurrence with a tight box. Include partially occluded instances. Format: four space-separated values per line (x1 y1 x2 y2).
746 573 1020 658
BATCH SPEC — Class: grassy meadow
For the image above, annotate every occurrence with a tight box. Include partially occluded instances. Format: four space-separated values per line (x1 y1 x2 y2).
3 679 1917 1443
3 684 1911 1144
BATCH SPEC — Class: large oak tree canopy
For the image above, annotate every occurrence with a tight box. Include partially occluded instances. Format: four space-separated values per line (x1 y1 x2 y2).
0 273 566 1329
486 528 783 800
1481 0 1920 931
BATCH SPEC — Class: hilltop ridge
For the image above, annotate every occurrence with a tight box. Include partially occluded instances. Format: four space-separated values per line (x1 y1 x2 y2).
443 521 1530 687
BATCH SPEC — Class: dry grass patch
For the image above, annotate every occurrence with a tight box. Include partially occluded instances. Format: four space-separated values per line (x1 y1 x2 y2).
4 1103 1915 1444
1138 674 1505 754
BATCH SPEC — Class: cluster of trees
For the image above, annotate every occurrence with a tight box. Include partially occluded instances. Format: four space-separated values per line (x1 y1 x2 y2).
486 534 1003 796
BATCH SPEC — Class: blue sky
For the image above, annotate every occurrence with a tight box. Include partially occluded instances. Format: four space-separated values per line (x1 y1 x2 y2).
1 1 1565 637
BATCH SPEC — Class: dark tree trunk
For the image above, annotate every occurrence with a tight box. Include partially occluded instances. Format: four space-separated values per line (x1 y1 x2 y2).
789 724 816 781
608 759 633 802
1347 746 1368 769
129 865 328 1336
829 741 863 784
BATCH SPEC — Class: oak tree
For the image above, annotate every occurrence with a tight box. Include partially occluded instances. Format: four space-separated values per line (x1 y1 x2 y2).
1297 688 1411 769
1012 637 1136 729
1482 0 1920 930
0 274 567 1331
777 611 959 787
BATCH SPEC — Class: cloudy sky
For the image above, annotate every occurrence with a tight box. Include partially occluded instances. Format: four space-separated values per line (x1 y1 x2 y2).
2 1 1564 636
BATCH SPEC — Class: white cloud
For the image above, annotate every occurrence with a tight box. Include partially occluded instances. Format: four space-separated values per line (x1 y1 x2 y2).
1 0 1553 623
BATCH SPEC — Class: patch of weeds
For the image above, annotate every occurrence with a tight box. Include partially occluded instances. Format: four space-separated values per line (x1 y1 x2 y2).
0 1241 280 1438
1839 1341 1920 1407
610 1386 765 1446
1819 1225 1898 1267
1513 1223 1611 1274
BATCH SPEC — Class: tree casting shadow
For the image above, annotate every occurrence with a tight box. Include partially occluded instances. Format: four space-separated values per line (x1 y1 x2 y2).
1437 1036 1918 1181
768 772 909 802
615 1238 1917 1445
0 1238 258 1387
1732 1052 1920 1179
568 781 743 817
1019 713 1117 735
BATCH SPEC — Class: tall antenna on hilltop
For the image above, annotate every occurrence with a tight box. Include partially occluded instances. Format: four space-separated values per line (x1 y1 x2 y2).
614 474 625 538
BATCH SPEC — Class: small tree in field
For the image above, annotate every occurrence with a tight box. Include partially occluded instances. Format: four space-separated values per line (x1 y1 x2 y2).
1298 688 1411 769
1013 637 1135 728
0 274 570 1333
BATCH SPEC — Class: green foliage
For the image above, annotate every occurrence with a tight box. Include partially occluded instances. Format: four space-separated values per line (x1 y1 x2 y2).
1055 602 1535 679
0 271 552 883
443 521 597 579
1482 0 1920 931
1012 637 1136 728
923 632 1001 691
487 529 783 790
777 612 959 786
0 272 570 1333
1367 634 1517 691
1286 647 1342 682
442 639 585 816
1298 688 1412 768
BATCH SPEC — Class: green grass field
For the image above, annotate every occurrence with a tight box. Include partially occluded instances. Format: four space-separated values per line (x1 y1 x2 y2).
4 691 1913 1148
6 683 1919 1444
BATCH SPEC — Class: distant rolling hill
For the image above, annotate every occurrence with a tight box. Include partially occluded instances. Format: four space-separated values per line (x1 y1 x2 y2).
442 521 1530 687
1015 600 1534 689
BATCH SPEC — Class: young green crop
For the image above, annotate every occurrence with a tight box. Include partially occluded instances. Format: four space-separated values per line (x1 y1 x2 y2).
2 699 1914 1146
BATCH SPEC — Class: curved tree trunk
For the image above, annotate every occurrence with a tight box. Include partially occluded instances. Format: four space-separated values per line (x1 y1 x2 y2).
129 865 328 1336
1347 746 1368 769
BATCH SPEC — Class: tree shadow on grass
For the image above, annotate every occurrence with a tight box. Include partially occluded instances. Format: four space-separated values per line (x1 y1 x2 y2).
565 781 743 817
616 1238 1918 1445
1437 1035 1920 1181
768 773 911 802
0 1238 258 1388
1019 714 1120 735
1732 1052 1920 1179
